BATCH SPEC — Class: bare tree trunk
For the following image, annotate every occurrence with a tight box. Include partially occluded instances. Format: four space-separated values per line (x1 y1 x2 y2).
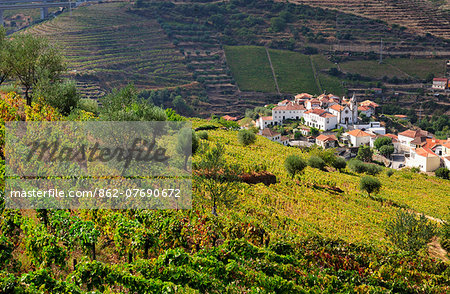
25 88 31 106
92 242 96 260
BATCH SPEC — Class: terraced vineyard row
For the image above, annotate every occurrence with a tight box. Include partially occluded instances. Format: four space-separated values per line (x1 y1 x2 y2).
133 8 266 117
285 0 450 40
26 2 193 100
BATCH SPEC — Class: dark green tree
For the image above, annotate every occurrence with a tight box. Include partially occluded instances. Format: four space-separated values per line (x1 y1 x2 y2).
284 155 307 179
359 176 381 197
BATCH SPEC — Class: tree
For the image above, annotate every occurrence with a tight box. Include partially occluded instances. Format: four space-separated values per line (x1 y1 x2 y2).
177 128 198 170
0 27 11 87
374 137 392 150
359 176 381 197
310 127 319 137
195 143 239 216
332 157 347 172
237 129 256 146
7 34 65 105
270 17 286 32
308 155 326 170
35 79 80 115
356 145 372 162
386 210 436 252
379 145 394 158
435 167 449 180
284 155 306 179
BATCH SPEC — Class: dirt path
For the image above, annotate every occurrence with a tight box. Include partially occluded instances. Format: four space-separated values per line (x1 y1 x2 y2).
428 237 449 263
309 56 322 93
265 47 280 94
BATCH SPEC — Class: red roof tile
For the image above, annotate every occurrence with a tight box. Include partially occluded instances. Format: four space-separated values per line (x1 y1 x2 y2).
347 129 371 137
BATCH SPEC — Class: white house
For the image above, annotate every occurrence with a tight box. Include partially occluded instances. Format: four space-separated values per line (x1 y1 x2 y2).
358 106 374 118
303 108 337 131
406 148 441 172
257 116 274 130
432 78 448 90
272 103 305 123
316 134 338 149
260 128 281 143
345 129 372 147
305 99 321 110
398 129 430 153
281 136 290 146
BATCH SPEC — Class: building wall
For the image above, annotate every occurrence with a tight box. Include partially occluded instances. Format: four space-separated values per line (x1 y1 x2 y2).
350 135 371 147
406 153 441 172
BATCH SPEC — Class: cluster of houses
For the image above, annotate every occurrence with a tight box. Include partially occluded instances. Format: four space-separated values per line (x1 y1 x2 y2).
398 129 450 172
256 92 384 146
253 92 449 173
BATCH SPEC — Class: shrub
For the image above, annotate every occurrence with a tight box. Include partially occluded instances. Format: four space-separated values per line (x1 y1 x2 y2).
365 164 383 175
379 145 394 158
197 131 209 140
195 124 218 131
386 169 394 177
284 155 307 178
348 159 382 175
356 145 373 162
435 167 450 180
441 222 450 251
348 159 366 173
78 98 99 114
331 157 346 172
237 129 256 146
411 167 420 173
359 176 381 196
308 156 326 170
374 137 392 150
386 210 437 252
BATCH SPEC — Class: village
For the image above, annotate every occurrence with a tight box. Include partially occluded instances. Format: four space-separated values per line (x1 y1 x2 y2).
222 91 450 174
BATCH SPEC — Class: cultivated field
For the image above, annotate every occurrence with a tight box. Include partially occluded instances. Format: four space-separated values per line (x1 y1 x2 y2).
224 46 276 93
26 2 193 100
284 0 450 40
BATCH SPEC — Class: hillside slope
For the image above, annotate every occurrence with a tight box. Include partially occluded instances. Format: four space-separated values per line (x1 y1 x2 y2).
26 2 193 99
284 0 450 40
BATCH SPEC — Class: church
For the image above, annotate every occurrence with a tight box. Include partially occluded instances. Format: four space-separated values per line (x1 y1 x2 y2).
327 94 358 126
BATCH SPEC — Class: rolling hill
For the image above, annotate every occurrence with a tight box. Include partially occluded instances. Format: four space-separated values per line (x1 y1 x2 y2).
25 2 193 100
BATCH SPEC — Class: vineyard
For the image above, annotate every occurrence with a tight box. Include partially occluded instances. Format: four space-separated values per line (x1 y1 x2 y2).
284 0 450 40
1 92 450 292
25 2 193 101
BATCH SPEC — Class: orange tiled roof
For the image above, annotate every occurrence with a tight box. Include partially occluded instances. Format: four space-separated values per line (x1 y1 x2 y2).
330 104 344 111
222 115 237 121
273 104 305 111
398 129 428 139
295 93 313 99
316 134 337 142
261 128 280 138
415 147 438 157
261 116 273 121
347 129 371 137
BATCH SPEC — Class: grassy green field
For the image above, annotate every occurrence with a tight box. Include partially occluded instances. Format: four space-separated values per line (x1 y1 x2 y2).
385 58 446 79
340 60 408 79
224 46 276 93
340 58 447 79
310 55 345 96
269 49 319 94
